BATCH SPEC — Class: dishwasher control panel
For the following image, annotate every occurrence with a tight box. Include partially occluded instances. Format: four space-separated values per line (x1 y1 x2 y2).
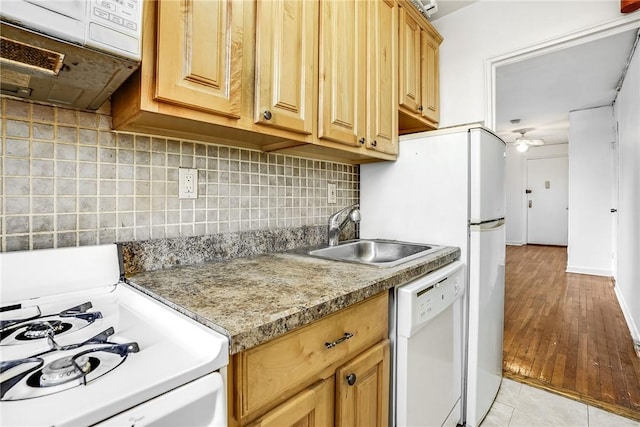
397 261 465 337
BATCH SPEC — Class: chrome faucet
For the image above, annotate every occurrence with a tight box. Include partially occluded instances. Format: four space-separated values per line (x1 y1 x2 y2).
327 204 361 246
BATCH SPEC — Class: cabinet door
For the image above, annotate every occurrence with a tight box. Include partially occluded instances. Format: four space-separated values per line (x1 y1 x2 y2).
248 378 334 427
155 0 242 118
318 0 366 146
335 340 390 427
420 31 440 125
367 0 398 155
255 0 316 134
398 6 421 114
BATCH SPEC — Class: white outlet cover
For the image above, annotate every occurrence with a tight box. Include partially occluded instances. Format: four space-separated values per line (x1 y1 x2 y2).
327 183 337 204
179 168 198 199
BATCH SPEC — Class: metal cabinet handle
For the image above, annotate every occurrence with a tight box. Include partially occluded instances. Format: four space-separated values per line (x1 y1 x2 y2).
359 137 365 145
263 110 272 120
418 105 423 112
371 140 377 147
346 373 357 386
325 332 354 349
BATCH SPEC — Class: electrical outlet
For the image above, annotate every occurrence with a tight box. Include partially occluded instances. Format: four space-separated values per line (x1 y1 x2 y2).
327 183 337 204
179 168 198 199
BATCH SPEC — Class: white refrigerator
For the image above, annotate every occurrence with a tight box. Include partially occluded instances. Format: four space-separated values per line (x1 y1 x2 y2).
360 124 506 427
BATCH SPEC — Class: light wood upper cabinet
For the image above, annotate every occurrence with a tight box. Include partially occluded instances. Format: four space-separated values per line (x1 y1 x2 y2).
318 0 398 155
398 7 422 114
398 2 442 134
336 340 390 427
318 0 366 147
421 32 440 125
254 0 317 135
112 0 405 163
367 0 398 155
155 0 243 117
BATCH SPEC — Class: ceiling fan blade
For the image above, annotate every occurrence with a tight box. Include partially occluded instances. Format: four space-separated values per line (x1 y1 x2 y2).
527 139 545 146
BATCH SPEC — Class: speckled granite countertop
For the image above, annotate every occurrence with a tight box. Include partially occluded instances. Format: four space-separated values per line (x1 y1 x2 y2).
127 246 460 354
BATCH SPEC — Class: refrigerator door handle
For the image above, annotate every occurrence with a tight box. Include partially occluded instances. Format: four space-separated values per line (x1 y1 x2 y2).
470 219 505 231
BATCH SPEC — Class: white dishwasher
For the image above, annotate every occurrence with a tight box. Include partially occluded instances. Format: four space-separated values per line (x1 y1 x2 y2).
394 261 465 427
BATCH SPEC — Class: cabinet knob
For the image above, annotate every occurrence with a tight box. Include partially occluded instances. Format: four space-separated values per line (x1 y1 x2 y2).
418 105 424 112
359 137 365 145
263 110 272 120
372 140 377 147
346 373 357 386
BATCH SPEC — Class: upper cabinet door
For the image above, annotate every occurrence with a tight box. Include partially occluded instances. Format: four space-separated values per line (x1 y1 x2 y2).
255 0 317 135
398 7 421 114
318 0 367 147
420 31 440 125
367 0 398 155
155 0 243 118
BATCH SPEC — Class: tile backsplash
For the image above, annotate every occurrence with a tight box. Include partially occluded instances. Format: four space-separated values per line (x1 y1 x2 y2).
0 98 359 252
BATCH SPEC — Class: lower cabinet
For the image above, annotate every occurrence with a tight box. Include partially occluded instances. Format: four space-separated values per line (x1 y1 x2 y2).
229 293 390 427
247 377 335 427
336 341 390 427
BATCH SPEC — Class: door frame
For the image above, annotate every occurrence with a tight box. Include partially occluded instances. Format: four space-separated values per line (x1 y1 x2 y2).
486 13 638 251
523 154 569 245
485 14 640 131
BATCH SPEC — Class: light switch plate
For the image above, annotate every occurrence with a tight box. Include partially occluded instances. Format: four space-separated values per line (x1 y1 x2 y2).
327 183 337 204
179 168 198 199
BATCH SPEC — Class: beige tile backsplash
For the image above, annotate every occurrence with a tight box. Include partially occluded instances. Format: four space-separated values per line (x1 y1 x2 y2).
0 98 359 251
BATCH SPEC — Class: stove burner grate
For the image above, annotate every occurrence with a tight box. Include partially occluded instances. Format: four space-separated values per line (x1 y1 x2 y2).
17 321 72 340
0 302 102 345
29 356 100 388
0 327 140 401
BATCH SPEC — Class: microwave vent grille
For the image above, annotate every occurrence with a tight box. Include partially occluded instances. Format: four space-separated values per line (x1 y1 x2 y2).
1 37 64 75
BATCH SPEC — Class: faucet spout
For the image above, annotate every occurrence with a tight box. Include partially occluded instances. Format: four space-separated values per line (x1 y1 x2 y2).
328 204 360 246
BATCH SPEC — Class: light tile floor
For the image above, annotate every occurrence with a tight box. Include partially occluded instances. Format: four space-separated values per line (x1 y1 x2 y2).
481 379 640 427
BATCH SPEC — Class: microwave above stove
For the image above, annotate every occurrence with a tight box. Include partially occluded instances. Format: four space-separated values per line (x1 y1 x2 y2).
0 0 143 110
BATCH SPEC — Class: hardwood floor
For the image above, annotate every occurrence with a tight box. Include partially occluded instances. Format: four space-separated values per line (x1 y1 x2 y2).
503 244 640 421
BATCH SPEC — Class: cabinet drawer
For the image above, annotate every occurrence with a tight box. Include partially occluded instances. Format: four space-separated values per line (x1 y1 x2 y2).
237 292 388 418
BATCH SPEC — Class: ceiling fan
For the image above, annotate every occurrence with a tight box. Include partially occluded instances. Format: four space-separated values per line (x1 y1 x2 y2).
511 129 545 152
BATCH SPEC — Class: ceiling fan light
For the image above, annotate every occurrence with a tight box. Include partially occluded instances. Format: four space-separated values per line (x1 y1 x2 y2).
516 142 529 152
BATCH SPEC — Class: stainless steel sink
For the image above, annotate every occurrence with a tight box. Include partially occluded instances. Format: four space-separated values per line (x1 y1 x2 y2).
308 239 441 267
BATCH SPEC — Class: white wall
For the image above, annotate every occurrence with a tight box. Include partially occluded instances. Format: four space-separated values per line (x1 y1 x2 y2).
506 144 568 245
614 44 640 343
567 106 615 276
432 0 626 127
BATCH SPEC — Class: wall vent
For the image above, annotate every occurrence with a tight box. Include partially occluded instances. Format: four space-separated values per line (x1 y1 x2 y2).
1 37 64 75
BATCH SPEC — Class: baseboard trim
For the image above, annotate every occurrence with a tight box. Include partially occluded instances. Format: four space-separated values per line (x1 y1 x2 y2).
565 266 612 276
506 241 524 246
614 285 640 345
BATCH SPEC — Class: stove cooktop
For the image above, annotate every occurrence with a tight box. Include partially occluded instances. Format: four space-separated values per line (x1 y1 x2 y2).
0 245 229 427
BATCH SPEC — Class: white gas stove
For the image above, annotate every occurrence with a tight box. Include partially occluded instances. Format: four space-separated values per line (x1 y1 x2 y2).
0 244 229 427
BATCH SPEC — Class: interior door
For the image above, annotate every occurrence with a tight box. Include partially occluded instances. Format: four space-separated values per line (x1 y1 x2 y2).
526 156 569 245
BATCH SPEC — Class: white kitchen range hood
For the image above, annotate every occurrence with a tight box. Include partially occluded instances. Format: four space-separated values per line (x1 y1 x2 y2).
0 0 142 110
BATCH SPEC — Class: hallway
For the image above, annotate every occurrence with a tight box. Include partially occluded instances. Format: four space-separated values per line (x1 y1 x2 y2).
503 245 640 421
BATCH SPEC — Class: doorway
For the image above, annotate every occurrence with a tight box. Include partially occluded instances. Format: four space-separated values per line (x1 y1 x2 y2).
487 13 640 419
526 156 568 246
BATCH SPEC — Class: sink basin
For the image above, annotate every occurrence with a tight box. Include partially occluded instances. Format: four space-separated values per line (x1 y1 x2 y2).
308 239 441 267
